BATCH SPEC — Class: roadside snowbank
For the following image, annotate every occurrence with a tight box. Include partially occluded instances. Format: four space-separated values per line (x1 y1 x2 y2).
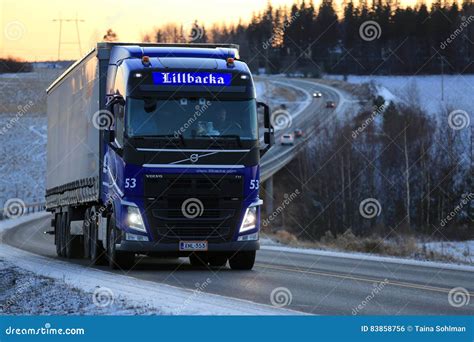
260 240 474 272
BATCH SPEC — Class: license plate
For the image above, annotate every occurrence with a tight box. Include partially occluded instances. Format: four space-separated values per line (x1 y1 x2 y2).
179 241 208 251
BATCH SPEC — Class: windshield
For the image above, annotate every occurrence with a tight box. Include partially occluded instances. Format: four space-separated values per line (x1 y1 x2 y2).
126 98 258 140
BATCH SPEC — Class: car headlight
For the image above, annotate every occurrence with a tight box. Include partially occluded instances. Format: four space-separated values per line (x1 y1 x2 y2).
127 206 146 232
239 206 257 233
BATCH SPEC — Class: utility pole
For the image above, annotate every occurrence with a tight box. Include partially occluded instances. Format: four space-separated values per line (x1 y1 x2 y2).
52 14 85 60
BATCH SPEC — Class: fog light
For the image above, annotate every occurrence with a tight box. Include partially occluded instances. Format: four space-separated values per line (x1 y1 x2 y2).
238 232 259 241
125 232 149 242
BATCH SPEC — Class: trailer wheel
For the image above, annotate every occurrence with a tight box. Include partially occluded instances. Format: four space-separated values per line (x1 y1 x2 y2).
90 212 106 265
83 208 91 259
208 254 228 267
229 251 256 270
107 214 135 270
189 253 209 268
64 216 83 259
59 212 69 257
55 213 62 257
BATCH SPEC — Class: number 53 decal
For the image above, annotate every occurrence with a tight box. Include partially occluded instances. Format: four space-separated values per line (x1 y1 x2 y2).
250 179 259 190
125 178 136 188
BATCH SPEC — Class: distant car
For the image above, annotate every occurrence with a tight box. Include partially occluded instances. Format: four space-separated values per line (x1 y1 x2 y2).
294 129 304 138
326 100 336 108
313 91 322 98
280 133 295 145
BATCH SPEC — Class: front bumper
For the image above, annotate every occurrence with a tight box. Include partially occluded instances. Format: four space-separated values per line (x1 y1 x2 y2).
116 240 259 255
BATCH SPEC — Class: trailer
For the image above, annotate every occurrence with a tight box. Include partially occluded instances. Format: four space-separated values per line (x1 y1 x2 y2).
46 42 274 270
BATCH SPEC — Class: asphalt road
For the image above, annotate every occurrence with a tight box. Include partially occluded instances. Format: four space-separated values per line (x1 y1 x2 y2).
260 77 344 181
4 212 474 315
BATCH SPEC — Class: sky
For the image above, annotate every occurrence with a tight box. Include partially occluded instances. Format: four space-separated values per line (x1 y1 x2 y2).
1 0 430 61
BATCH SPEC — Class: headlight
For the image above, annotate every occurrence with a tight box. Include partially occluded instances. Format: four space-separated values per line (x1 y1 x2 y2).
127 206 146 232
239 206 257 233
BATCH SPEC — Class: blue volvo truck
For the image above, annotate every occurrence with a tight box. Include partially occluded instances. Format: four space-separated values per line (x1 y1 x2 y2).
46 42 274 270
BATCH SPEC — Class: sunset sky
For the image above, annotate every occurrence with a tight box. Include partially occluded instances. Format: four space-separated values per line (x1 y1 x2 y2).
1 0 433 61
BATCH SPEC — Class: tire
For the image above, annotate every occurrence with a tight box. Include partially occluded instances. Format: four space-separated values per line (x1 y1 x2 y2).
55 213 62 257
189 253 209 268
65 213 83 259
59 212 68 257
208 254 228 267
83 208 91 259
229 251 256 270
107 214 135 270
90 212 106 265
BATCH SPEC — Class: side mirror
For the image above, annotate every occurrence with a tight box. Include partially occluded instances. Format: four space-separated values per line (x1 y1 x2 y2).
258 101 271 129
257 102 274 157
105 94 125 143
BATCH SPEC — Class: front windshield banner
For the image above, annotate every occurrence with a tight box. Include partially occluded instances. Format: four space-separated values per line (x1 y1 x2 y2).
152 72 232 86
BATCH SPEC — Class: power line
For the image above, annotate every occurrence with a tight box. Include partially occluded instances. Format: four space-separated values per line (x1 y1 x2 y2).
52 15 85 60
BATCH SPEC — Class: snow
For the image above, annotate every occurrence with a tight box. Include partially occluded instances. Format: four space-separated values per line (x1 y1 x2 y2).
325 74 474 116
0 214 303 315
420 241 474 265
260 242 474 273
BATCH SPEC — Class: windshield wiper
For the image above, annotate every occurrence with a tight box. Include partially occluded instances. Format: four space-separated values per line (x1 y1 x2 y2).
199 134 242 147
134 134 185 146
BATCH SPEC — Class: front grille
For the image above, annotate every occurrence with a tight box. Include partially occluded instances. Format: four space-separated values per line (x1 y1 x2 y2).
143 174 243 242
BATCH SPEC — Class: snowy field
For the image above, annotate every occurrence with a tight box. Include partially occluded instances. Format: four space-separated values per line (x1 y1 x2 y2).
325 74 474 117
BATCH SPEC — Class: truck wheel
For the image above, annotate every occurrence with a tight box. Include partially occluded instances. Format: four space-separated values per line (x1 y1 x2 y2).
59 212 69 257
83 208 91 259
208 254 228 267
229 251 256 270
55 213 62 257
65 216 83 259
107 215 135 270
189 253 209 268
90 213 106 265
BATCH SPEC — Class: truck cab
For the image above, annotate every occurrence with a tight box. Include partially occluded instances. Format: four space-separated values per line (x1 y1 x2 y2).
46 43 274 270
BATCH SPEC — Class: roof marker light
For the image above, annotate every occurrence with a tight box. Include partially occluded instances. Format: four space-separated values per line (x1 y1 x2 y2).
226 57 235 67
142 56 151 66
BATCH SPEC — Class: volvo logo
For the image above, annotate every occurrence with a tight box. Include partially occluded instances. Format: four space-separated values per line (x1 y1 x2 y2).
190 153 199 163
